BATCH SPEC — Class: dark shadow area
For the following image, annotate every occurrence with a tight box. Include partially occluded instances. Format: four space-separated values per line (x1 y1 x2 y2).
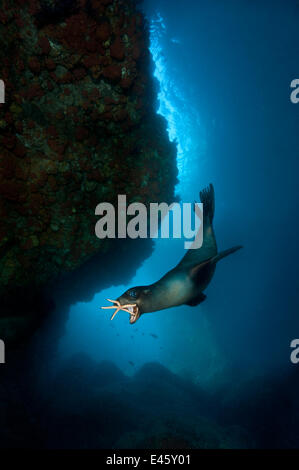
1 355 298 449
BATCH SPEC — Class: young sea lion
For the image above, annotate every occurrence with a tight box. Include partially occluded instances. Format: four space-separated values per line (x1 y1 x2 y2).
102 184 242 324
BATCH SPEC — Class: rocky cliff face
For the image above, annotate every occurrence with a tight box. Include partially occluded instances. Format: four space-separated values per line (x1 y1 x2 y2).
0 0 177 342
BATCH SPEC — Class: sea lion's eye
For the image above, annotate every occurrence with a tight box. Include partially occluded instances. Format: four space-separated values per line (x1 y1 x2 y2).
128 289 138 299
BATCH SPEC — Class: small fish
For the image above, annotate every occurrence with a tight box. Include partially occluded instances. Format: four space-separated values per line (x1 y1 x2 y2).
128 361 135 367
150 333 158 339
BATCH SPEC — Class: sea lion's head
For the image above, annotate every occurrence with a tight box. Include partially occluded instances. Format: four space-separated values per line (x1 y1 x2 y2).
101 287 151 324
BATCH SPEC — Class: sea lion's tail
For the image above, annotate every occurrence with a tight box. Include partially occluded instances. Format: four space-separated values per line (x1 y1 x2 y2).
200 183 215 224
213 245 243 263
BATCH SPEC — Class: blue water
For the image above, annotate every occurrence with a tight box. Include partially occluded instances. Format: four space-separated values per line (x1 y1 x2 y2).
59 0 299 387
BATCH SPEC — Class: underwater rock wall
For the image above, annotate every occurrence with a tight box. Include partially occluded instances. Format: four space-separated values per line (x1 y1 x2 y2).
0 0 177 341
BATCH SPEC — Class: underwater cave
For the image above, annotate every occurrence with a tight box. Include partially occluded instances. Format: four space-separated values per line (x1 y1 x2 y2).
0 0 299 451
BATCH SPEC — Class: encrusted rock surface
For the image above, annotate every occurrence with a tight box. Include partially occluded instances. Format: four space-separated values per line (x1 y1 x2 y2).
0 0 177 338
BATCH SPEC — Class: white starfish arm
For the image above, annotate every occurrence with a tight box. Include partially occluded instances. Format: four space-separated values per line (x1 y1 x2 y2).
101 299 137 320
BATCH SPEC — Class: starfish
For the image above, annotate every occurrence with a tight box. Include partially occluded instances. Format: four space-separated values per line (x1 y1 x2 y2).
101 299 138 321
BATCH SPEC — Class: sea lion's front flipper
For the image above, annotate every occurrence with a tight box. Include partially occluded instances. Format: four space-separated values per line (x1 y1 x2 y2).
189 258 213 279
186 292 207 306
188 245 243 280
188 258 216 292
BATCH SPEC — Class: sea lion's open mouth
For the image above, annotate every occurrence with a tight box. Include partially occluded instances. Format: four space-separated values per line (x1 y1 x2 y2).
127 304 140 324
101 299 140 324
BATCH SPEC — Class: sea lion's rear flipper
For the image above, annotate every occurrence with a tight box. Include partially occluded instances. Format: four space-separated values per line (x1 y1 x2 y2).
186 292 207 307
177 184 218 269
200 183 215 224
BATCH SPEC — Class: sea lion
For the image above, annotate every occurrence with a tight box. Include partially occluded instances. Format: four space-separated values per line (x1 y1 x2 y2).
101 184 242 324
